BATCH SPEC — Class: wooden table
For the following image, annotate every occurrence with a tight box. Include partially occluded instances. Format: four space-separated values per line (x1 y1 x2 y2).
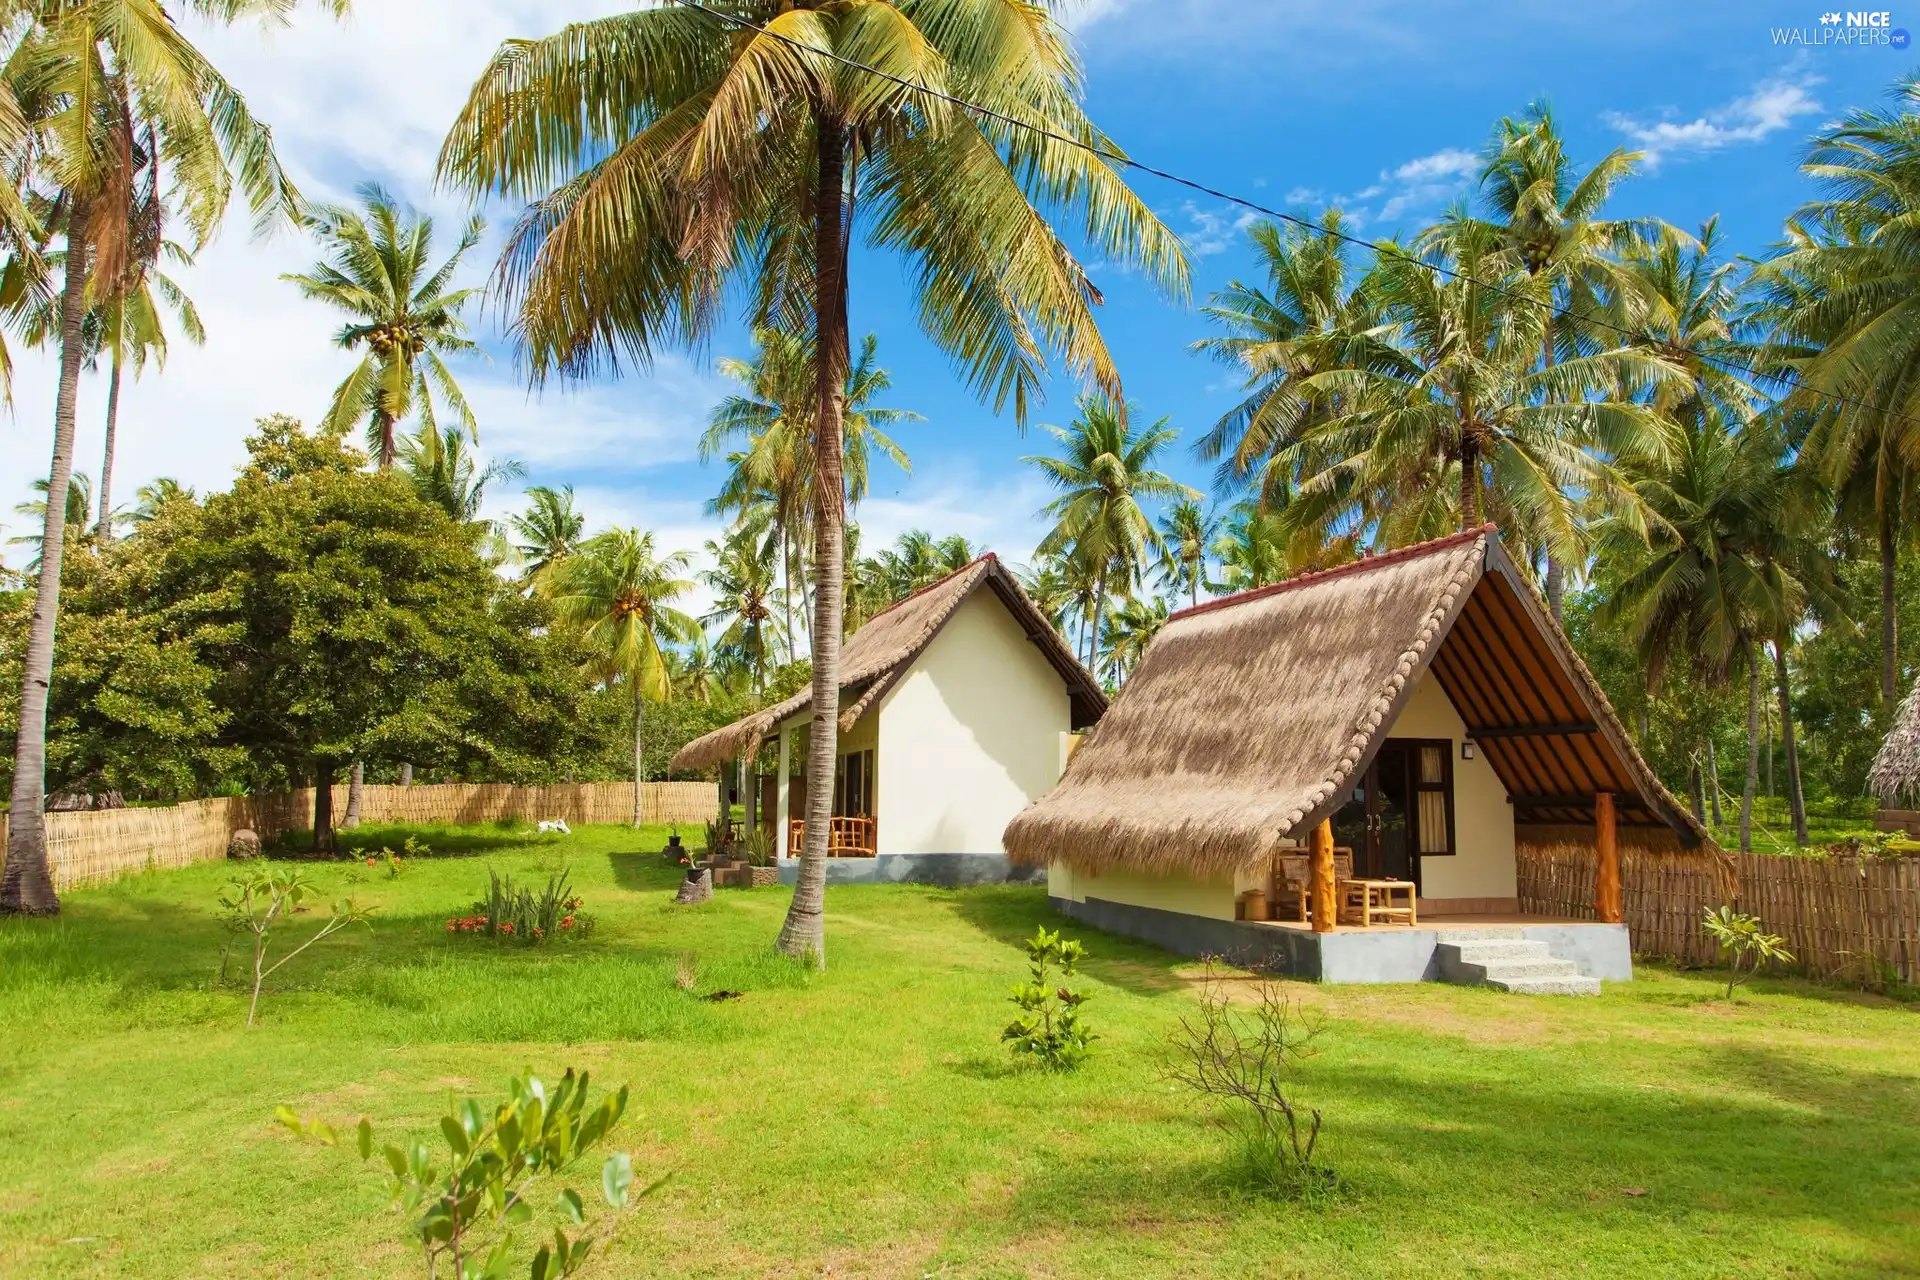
1337 878 1417 927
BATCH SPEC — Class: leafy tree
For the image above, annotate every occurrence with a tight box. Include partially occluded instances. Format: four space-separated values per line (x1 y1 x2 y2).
440 0 1186 963
539 530 699 827
3 0 343 916
137 416 514 852
1100 593 1169 685
282 183 482 469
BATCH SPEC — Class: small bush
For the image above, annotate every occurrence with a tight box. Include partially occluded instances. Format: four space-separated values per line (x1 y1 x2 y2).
449 868 593 944
218 867 373 1026
1702 906 1794 998
1166 962 1331 1198
1002 926 1095 1071
277 1068 659 1280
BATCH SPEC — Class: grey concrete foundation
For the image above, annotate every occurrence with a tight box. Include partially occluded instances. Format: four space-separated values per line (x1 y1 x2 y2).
1053 895 1632 984
776 853 1046 887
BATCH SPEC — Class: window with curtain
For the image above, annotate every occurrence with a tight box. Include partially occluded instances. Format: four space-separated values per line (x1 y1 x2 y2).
1415 743 1454 856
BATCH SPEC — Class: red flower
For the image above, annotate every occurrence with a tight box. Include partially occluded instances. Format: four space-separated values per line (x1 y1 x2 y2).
365 857 376 867
560 916 574 929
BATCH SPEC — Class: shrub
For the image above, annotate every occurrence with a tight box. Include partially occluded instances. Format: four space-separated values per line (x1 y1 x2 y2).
449 868 592 944
1001 926 1095 1071
1702 906 1795 998
737 827 776 867
276 1068 658 1280
217 867 373 1026
1166 962 1330 1197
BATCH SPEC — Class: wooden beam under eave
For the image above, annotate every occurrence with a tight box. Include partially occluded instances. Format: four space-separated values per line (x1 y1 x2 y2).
1310 818 1336 934
1595 791 1622 925
1466 721 1600 739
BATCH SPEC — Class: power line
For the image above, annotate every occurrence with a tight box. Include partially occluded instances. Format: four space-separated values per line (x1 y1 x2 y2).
668 0 1901 432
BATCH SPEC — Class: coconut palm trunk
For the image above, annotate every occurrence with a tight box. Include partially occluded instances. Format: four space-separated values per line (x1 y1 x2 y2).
2 201 94 916
1882 503 1899 706
632 676 646 828
778 116 851 965
97 352 122 539
1772 639 1809 845
1458 434 1481 528
342 759 363 829
1740 644 1759 853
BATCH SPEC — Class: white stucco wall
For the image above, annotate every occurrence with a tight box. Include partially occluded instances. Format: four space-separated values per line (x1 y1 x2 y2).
1048 864 1237 920
874 590 1072 855
1382 672 1516 901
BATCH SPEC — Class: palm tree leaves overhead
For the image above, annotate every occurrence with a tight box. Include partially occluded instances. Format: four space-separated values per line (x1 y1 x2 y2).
437 0 1187 402
282 182 484 468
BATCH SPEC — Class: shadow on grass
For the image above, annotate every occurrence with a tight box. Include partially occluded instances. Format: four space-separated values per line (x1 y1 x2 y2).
993 1049 1920 1261
610 851 683 893
945 890 1191 998
277 823 555 859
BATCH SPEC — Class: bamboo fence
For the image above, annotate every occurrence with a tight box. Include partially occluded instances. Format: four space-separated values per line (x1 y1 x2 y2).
0 781 717 892
1518 841 1920 982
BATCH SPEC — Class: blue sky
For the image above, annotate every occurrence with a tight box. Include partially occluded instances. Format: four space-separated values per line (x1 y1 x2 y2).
0 0 1910 604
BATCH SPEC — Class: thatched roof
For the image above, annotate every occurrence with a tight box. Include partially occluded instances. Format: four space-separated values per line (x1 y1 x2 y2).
1870 677 1920 803
670 555 1104 771
1003 526 1707 878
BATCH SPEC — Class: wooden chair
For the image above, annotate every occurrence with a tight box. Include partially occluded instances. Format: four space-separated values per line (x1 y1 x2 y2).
1269 850 1355 925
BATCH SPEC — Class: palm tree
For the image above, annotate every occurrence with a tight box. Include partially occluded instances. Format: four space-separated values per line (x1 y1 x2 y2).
671 636 724 705
701 527 786 699
440 1 1186 963
130 477 194 525
10 474 92 570
1193 210 1386 510
539 529 700 827
1155 499 1217 607
1295 218 1680 557
1208 500 1354 591
399 425 525 524
705 327 916 661
93 250 203 537
282 183 482 470
1026 395 1196 672
1598 417 1839 852
1100 593 1169 684
508 484 585 583
1 0 340 917
1750 82 1920 706
1478 101 1654 616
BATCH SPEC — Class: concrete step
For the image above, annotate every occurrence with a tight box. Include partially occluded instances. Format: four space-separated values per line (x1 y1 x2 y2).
1432 926 1527 942
1433 937 1601 996
1486 974 1603 996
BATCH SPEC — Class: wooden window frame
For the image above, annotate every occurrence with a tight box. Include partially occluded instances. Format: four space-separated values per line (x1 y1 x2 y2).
1407 737 1457 858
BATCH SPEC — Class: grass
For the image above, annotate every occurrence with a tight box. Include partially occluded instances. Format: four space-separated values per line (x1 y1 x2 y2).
2 823 1917 1277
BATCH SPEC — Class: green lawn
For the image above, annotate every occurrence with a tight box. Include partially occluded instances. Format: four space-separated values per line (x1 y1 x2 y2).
2 822 1916 1277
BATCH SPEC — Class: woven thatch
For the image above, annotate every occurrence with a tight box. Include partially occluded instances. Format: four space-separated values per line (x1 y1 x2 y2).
1871 677 1920 803
1003 526 1704 878
670 555 1103 771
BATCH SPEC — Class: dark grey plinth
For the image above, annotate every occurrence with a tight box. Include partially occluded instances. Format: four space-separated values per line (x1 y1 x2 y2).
1051 896 1633 985
775 854 1046 887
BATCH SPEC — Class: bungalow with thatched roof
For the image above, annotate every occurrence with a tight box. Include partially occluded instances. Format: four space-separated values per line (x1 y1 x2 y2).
1871 677 1920 838
1003 526 1709 988
672 555 1104 884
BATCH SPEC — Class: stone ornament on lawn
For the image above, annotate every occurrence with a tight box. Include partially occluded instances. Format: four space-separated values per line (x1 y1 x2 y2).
227 829 262 861
674 868 713 905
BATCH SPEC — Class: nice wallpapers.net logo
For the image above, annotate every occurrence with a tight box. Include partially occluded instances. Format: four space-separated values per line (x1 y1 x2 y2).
1773 10 1911 47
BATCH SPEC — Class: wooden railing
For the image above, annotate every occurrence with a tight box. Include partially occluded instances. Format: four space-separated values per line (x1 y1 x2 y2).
787 816 877 857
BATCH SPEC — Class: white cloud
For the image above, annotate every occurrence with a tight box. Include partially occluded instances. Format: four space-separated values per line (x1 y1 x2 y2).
1181 201 1259 256
1603 68 1825 166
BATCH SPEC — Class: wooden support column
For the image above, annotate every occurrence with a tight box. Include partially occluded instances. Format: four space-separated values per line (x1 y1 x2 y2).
1310 818 1337 933
1594 791 1622 924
